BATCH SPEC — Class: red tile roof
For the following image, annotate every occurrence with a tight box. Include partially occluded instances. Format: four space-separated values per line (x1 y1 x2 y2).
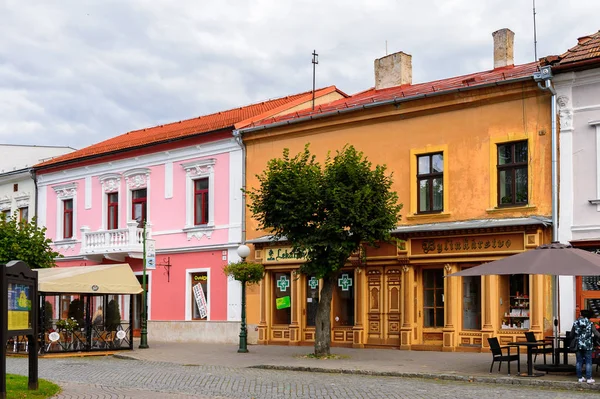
248 62 539 128
556 31 600 65
36 86 345 168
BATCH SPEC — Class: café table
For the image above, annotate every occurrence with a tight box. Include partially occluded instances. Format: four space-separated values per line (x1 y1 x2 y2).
508 341 545 377
533 335 576 373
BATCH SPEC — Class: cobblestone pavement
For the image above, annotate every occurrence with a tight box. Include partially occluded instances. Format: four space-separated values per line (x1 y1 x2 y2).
6 357 596 399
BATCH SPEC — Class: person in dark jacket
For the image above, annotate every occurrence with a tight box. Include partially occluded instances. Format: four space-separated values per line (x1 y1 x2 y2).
571 309 600 383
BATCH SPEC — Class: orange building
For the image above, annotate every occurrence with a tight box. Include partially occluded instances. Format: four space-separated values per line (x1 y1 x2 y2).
239 29 554 351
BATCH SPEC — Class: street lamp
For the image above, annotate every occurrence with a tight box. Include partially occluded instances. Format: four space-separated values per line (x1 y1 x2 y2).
139 221 149 349
236 244 251 353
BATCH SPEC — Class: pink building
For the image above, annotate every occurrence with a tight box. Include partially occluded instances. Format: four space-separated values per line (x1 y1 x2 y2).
33 87 347 343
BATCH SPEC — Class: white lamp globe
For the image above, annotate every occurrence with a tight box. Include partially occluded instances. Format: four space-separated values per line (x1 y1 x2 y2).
237 244 251 259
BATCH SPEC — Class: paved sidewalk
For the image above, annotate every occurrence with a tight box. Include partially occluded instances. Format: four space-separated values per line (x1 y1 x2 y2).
113 341 600 391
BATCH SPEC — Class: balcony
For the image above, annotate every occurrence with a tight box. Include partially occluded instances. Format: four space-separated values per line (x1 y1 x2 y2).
80 221 151 262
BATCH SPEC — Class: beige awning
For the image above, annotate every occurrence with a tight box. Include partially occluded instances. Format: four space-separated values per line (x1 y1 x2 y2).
34 264 143 294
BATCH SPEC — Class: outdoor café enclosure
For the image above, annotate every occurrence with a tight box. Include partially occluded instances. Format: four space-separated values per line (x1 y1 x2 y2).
34 264 142 354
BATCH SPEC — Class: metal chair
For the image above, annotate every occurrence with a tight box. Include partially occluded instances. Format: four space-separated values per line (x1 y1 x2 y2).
524 331 554 364
487 337 520 375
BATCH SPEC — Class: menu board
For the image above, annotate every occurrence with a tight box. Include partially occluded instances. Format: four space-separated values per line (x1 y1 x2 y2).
7 282 32 331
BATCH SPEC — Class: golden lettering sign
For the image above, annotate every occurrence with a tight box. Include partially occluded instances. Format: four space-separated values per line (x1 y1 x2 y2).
410 233 524 256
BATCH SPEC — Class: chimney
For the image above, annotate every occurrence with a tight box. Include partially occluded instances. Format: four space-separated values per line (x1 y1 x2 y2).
374 51 412 90
492 28 515 69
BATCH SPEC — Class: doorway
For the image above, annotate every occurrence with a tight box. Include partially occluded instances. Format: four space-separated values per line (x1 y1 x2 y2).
366 266 402 346
420 268 444 345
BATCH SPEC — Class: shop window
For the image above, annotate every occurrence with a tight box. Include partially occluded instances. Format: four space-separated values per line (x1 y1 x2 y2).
194 178 209 225
63 199 73 239
107 193 119 230
132 189 147 228
462 276 481 330
272 272 291 325
497 141 528 206
191 272 208 320
417 152 443 213
500 274 530 329
306 275 319 327
423 269 444 328
333 272 355 326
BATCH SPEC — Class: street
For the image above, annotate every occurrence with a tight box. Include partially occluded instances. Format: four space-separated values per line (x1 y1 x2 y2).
6 356 596 399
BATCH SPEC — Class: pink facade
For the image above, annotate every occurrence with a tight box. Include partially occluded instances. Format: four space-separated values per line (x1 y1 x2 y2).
36 138 245 332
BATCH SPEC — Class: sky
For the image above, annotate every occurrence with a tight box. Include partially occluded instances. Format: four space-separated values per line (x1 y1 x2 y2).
1 0 598 150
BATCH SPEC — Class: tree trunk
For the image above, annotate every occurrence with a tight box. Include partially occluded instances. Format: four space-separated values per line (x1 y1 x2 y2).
314 274 336 356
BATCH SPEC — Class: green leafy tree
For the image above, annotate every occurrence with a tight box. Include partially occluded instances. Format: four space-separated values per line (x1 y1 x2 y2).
0 212 60 268
246 144 402 356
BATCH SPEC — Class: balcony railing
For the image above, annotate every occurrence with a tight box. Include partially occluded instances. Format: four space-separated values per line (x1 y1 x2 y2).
80 221 150 257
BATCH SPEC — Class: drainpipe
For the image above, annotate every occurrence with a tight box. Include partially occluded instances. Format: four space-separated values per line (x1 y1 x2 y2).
535 66 559 337
29 168 38 228
232 129 246 246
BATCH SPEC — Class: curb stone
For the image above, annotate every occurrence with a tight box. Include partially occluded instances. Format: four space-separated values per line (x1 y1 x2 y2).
249 365 600 392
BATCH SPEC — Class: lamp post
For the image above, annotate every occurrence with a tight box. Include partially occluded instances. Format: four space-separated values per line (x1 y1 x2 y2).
236 244 251 353
139 221 149 349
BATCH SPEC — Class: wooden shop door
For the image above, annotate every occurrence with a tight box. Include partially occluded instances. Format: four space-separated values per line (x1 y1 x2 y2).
366 266 402 346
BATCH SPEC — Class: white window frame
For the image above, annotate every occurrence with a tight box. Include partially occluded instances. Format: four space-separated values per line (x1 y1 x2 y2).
99 173 122 230
181 159 216 240
123 168 151 225
14 192 30 223
52 182 78 241
185 268 211 321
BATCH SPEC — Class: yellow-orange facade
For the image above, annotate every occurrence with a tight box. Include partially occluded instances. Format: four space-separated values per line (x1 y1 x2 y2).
241 79 554 351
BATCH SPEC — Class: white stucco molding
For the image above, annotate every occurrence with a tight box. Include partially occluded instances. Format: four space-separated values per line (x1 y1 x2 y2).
0 196 10 211
181 158 216 240
14 192 30 209
52 182 78 240
99 173 121 193
123 168 150 190
557 95 574 132
52 182 78 199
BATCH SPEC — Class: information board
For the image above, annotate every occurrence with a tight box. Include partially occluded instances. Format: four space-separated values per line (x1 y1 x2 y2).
7 282 32 330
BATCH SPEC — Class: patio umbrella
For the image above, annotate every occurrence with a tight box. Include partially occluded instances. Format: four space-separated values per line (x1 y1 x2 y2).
447 242 600 277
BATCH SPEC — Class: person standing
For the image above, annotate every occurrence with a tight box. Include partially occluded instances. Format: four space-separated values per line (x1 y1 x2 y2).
571 309 600 383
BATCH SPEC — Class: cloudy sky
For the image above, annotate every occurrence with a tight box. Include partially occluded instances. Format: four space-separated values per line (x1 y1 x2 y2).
1 0 598 150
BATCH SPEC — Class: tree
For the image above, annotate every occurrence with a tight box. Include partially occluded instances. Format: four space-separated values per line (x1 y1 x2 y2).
246 144 402 356
0 212 60 268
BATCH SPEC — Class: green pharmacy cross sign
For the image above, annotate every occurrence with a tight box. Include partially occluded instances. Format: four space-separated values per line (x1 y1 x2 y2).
338 273 353 291
276 275 290 292
308 277 318 290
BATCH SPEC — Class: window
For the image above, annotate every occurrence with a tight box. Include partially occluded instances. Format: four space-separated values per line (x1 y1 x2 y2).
63 199 73 238
1 209 10 219
18 207 28 223
191 272 208 320
497 141 528 206
13 183 18 192
462 276 481 330
132 189 147 228
423 269 444 328
107 193 119 230
306 275 319 327
417 153 443 213
333 272 355 326
194 178 209 225
272 272 291 325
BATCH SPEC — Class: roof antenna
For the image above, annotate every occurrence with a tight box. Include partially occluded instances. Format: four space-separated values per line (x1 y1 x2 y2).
312 50 319 111
533 0 538 61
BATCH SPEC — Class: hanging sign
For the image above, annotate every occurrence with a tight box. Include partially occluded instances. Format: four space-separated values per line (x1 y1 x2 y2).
145 239 156 270
276 295 291 310
193 283 208 319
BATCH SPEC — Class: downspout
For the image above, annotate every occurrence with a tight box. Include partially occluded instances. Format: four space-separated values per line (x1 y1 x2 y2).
29 168 38 228
535 66 559 336
232 129 246 245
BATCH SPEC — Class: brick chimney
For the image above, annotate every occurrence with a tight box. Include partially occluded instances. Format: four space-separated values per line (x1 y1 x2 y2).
374 51 412 90
492 28 515 69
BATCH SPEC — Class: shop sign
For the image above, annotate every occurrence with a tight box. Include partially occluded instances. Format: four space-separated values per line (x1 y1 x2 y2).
276 295 291 309
276 275 290 292
338 274 353 291
265 247 306 263
411 233 524 256
193 283 208 319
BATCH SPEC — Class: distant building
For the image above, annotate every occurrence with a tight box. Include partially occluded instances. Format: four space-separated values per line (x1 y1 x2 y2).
0 144 74 222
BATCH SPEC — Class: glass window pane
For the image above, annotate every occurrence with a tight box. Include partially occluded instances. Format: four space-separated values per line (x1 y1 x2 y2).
436 308 445 327
515 167 528 203
499 170 513 204
419 179 430 212
194 194 203 225
272 272 291 325
433 178 443 211
498 144 512 165
424 308 434 327
133 189 147 199
462 276 481 330
306 276 319 327
582 276 600 291
195 179 208 190
203 192 209 223
108 193 118 203
423 270 434 288
64 199 73 210
424 290 434 307
514 142 528 163
418 156 430 175
108 207 117 229
133 204 143 221
435 289 444 307
191 272 208 320
432 154 443 173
